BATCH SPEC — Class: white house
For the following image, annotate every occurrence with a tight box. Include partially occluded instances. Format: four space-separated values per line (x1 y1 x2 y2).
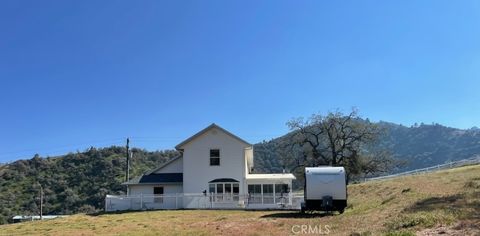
106 124 298 211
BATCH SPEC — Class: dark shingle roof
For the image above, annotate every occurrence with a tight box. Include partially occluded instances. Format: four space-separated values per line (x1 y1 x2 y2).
123 173 183 185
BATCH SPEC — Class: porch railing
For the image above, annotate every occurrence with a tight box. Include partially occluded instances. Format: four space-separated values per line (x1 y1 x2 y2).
105 193 304 212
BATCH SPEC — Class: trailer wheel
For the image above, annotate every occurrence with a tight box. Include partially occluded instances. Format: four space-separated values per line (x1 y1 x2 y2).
338 208 345 214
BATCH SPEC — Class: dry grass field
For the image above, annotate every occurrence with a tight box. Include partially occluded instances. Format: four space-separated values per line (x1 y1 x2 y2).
1 164 479 236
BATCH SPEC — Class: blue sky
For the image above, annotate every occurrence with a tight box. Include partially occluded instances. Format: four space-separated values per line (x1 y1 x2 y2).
1 1 480 162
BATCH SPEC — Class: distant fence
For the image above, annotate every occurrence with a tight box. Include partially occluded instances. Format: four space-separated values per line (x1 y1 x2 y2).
364 156 480 182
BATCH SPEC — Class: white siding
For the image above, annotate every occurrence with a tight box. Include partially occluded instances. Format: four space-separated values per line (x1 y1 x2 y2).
154 157 183 173
128 184 183 209
129 184 183 195
182 127 249 208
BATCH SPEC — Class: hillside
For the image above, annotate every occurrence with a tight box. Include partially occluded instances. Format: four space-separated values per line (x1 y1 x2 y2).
253 122 480 174
1 164 479 235
380 123 480 170
0 147 179 224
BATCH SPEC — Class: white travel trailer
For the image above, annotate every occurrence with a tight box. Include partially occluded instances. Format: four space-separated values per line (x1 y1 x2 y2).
301 166 347 214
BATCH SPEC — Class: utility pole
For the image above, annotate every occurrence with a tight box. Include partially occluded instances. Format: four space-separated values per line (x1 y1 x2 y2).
39 185 43 220
129 151 133 174
126 138 130 182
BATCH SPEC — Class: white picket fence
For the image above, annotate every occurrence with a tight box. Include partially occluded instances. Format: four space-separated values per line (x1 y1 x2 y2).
105 193 304 212
364 156 480 182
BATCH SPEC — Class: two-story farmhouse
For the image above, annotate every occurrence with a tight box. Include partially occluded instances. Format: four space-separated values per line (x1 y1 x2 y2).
106 124 297 211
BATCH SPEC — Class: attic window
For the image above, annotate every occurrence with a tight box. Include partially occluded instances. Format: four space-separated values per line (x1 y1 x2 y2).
210 149 220 166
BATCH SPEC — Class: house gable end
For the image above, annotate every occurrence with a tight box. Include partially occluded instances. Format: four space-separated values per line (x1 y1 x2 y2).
175 123 251 150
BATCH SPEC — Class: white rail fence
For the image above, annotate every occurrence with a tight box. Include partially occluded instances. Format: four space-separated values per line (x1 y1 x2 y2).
364 156 480 182
105 193 304 212
105 157 480 211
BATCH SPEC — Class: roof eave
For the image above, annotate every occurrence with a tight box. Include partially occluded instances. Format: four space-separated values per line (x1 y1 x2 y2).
245 173 297 180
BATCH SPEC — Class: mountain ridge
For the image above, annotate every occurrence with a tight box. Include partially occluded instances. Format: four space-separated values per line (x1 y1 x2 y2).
253 121 480 175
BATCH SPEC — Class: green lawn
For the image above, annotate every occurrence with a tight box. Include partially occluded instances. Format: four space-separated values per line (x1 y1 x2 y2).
1 165 479 235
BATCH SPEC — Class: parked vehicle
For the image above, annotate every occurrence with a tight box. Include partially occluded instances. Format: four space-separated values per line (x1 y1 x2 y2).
301 166 347 214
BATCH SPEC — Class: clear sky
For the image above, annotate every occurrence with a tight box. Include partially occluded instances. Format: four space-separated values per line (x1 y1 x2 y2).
1 1 480 162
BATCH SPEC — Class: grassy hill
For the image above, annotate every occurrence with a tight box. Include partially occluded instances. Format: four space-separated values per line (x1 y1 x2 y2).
1 164 479 236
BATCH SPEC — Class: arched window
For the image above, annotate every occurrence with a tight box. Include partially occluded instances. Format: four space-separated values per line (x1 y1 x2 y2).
208 178 240 202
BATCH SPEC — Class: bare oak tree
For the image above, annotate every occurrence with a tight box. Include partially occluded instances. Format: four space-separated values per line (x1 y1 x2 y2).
281 109 395 180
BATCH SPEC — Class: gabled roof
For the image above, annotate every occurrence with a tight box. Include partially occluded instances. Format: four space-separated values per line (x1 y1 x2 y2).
175 123 251 150
123 173 183 185
144 155 182 175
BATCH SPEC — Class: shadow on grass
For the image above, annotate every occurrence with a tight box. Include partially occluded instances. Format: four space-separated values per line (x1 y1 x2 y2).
89 208 257 217
88 209 170 217
406 194 464 212
261 212 334 219
404 192 480 219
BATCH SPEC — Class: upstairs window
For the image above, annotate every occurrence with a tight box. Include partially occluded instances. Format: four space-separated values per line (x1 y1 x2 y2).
210 149 220 166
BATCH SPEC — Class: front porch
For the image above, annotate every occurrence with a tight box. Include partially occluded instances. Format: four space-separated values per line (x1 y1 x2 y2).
245 173 296 209
109 171 299 211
